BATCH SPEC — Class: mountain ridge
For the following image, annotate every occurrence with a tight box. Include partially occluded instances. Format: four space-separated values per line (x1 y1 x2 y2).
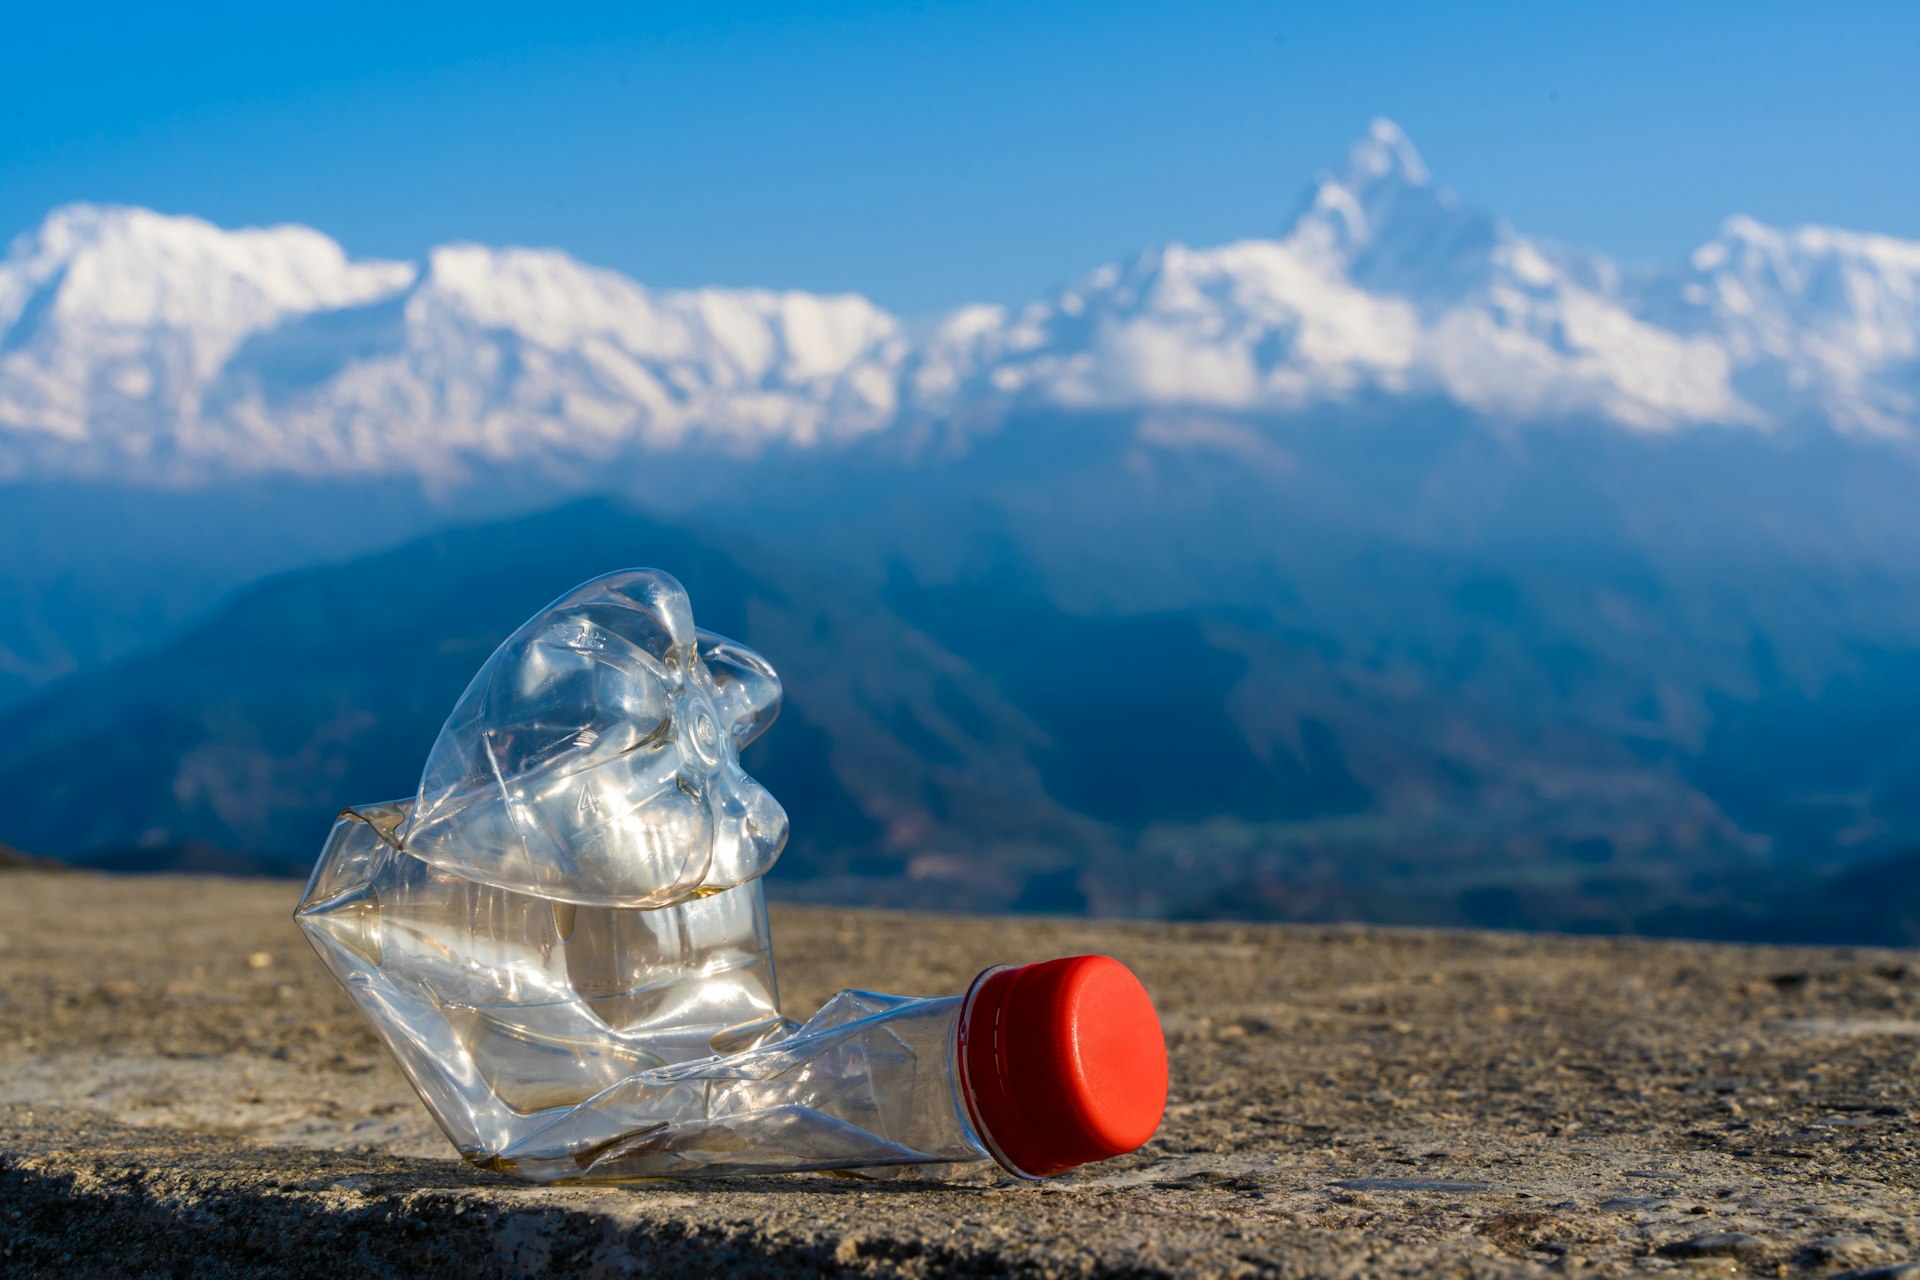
14 483 1920 939
4 120 1916 483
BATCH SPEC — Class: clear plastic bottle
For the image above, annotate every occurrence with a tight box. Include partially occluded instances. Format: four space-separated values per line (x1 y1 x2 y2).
296 570 1168 1182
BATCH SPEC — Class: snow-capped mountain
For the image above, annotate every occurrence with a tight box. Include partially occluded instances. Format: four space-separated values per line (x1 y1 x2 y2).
1639 215 1920 435
915 122 1748 432
0 205 906 479
3 120 1916 482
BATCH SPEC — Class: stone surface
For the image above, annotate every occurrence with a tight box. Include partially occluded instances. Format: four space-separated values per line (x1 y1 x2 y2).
1659 1230 1769 1258
1 869 1917 1278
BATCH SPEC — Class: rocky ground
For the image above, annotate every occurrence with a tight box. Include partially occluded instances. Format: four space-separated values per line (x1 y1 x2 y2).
1 869 1916 1278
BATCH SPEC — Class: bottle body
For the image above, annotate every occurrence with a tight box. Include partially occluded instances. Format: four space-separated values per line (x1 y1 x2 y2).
298 801 995 1181
297 573 1166 1184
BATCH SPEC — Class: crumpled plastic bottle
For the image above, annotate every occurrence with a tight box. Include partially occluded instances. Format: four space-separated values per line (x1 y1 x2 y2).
296 570 1168 1181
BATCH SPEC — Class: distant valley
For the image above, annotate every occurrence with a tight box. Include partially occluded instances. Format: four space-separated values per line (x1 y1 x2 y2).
7 415 1920 942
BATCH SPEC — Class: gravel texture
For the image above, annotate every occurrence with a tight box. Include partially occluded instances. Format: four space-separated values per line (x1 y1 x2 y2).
1 869 1917 1277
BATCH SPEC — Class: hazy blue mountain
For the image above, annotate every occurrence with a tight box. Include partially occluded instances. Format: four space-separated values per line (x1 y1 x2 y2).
5 436 1919 939
0 476 491 710
0 839 52 870
0 499 1114 910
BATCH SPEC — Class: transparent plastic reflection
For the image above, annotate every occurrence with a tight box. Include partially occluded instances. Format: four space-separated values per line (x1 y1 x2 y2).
402 570 788 909
299 801 990 1180
296 571 1001 1181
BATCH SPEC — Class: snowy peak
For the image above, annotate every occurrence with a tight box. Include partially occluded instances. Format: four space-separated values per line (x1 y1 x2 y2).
2 203 413 338
1282 118 1502 300
0 207 907 475
0 204 418 455
1294 120 1435 239
1289 118 1436 259
1682 215 1920 344
1347 117 1433 189
2 123 1918 482
913 120 1755 432
1634 214 1920 435
414 242 902 386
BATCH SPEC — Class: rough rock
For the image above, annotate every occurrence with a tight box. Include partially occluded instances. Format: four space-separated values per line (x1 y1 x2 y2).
2 870 1917 1277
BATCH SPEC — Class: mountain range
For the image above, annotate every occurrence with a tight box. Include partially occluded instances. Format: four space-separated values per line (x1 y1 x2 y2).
0 487 1898 932
4 122 1920 942
5 120 1919 484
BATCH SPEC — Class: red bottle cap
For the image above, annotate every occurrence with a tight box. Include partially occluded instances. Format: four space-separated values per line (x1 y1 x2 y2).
956 954 1169 1178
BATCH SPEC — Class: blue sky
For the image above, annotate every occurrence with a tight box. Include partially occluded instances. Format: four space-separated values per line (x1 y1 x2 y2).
4 1 1917 315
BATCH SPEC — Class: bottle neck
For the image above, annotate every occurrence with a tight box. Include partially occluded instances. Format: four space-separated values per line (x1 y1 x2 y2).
950 965 1039 1178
